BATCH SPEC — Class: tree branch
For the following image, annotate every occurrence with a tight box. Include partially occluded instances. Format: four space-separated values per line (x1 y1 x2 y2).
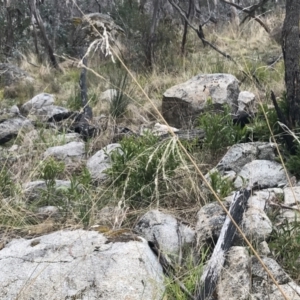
220 0 270 34
168 0 236 64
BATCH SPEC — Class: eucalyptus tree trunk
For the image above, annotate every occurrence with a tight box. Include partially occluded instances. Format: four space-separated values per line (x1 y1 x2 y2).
282 0 300 128
28 0 60 70
145 0 160 69
4 0 14 56
181 0 193 55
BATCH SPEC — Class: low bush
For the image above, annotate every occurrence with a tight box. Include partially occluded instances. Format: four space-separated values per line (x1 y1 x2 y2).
197 101 247 152
106 133 183 208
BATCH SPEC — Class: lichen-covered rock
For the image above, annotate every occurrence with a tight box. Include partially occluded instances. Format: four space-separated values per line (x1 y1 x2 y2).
277 186 300 223
0 63 34 87
251 256 300 300
0 117 33 144
196 202 229 247
21 93 69 121
217 247 251 300
23 180 71 202
237 91 256 114
217 142 276 174
135 210 195 256
0 230 164 300
234 160 287 189
44 141 85 162
86 143 121 181
241 207 272 242
162 73 240 127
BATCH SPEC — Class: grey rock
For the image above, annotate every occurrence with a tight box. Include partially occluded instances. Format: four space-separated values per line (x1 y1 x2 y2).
237 91 256 114
23 180 71 202
100 89 118 102
36 206 60 219
54 132 82 144
22 93 54 113
251 256 290 284
234 160 287 189
196 202 229 247
151 122 179 136
276 186 300 223
0 63 34 87
251 256 300 299
258 241 271 256
135 210 195 256
162 73 240 127
0 117 33 144
21 93 70 121
87 143 121 181
241 207 272 242
283 186 300 206
217 247 251 300
217 142 276 174
0 230 164 300
44 141 85 162
9 105 20 115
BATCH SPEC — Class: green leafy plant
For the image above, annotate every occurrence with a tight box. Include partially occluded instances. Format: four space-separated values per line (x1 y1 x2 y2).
106 133 183 208
209 170 234 198
36 157 65 206
62 167 93 225
197 102 247 152
269 219 300 282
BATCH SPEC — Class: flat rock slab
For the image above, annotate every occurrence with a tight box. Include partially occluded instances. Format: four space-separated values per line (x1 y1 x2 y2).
162 73 240 127
44 141 85 162
0 230 164 300
234 160 287 189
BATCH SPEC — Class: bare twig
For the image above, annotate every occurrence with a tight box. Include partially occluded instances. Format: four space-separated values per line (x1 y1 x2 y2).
168 0 236 63
220 0 270 34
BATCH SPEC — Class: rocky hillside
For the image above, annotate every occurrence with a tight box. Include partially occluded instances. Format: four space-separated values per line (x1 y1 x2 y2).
1 1 300 299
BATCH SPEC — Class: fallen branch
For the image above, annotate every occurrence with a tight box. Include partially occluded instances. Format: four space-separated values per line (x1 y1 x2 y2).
195 189 251 300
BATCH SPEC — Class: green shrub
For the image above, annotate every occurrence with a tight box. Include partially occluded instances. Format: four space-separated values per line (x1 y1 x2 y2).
285 144 300 178
269 219 300 282
197 101 247 152
106 133 183 208
36 158 65 206
209 170 234 198
62 167 93 225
